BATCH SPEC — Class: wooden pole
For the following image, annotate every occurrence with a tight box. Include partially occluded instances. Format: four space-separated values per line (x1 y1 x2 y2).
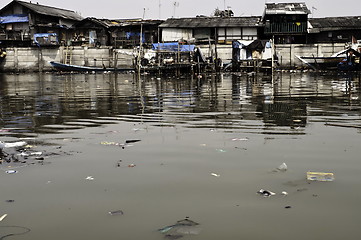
271 36 275 75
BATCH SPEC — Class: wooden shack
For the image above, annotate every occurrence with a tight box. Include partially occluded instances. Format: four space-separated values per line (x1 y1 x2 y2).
308 16 361 44
261 2 310 44
71 18 163 48
0 0 83 47
159 16 261 44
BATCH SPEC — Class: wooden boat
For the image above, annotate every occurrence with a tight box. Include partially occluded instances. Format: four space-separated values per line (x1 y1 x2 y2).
50 61 134 72
296 39 361 71
295 51 346 70
296 48 361 71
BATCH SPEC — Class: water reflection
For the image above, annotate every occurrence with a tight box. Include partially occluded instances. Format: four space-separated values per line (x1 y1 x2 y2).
0 72 360 135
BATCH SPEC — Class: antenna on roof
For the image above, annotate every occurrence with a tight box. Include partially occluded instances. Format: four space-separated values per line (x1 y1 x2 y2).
158 0 161 19
311 6 317 18
172 1 179 18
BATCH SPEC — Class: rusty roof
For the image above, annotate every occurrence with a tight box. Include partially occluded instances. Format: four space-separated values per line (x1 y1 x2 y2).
159 17 262 28
75 17 164 28
13 0 83 21
264 2 310 15
309 16 361 31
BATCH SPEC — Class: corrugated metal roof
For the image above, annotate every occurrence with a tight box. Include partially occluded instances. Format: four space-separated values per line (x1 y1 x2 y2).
264 2 310 15
309 16 361 29
76 17 163 28
159 17 262 28
15 0 83 21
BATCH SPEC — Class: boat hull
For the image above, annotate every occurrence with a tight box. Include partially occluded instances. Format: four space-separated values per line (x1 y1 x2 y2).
50 61 134 72
296 56 344 70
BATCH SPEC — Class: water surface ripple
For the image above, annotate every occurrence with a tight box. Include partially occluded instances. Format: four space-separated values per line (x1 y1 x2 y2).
0 72 360 240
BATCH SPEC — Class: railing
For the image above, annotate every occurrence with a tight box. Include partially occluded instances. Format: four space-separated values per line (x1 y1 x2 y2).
264 22 307 34
0 30 31 41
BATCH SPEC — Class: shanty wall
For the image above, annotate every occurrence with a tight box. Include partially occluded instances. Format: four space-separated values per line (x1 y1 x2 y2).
0 43 347 72
275 43 345 69
191 43 346 69
162 28 193 42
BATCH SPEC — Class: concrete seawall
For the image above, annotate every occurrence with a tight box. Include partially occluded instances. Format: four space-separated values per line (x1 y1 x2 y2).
198 43 345 69
275 43 345 69
0 46 135 72
0 43 346 72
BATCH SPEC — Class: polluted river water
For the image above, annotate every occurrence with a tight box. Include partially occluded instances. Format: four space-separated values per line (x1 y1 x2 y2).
0 72 361 240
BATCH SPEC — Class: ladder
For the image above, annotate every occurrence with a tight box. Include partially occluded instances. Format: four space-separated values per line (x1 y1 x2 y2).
63 46 73 64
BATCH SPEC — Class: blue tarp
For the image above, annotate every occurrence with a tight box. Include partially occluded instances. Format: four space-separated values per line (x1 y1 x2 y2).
152 43 195 52
125 32 145 43
34 33 58 46
0 14 29 24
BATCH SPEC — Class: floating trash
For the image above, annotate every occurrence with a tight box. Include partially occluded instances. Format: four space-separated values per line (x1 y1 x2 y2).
216 149 226 153
307 172 335 182
0 214 7 222
108 210 124 216
257 189 276 197
116 160 122 167
0 141 27 148
281 191 288 196
211 173 220 177
18 152 30 157
5 170 18 174
101 139 141 149
0 225 31 238
277 163 288 172
128 164 136 168
159 218 201 239
101 141 121 146
231 138 249 141
125 139 141 144
30 152 43 156
24 144 36 149
85 176 94 181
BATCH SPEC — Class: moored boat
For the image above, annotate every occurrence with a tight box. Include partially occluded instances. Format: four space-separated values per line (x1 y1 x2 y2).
295 51 346 70
296 39 361 71
49 61 134 72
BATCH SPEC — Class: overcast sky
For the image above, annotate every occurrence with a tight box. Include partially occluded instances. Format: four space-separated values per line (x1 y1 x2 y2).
8 0 361 19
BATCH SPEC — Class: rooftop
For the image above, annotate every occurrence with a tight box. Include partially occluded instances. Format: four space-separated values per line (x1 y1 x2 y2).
5 0 83 21
159 16 262 28
75 17 163 28
264 2 311 15
308 16 361 33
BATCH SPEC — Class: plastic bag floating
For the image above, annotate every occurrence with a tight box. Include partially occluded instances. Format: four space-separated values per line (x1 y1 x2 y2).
159 218 201 239
277 162 287 172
